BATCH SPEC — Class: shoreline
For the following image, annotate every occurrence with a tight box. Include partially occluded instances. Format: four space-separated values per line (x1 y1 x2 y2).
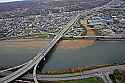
38 64 125 75
26 64 125 82
38 64 113 75
57 39 95 49
0 39 49 48
0 38 96 49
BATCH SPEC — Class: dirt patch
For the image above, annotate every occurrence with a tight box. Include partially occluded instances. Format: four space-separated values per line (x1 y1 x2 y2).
57 39 95 49
80 18 96 36
0 39 49 49
0 39 95 49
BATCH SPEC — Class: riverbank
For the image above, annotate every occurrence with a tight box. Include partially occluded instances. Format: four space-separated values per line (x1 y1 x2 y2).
0 38 49 49
57 39 95 49
0 38 95 49
38 64 112 75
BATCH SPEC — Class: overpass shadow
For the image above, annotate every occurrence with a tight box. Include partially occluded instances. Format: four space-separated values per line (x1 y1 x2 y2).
36 38 62 73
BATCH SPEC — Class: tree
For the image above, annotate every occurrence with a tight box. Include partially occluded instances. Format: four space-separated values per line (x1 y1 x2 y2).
113 69 123 83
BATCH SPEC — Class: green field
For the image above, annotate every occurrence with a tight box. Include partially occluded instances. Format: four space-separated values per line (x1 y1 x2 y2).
39 32 49 39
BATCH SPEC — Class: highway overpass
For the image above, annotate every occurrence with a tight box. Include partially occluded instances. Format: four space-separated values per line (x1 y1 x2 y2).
0 13 80 83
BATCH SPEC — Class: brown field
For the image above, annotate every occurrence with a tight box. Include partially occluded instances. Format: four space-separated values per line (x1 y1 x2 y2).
80 18 96 36
0 39 49 49
57 39 95 49
0 38 95 49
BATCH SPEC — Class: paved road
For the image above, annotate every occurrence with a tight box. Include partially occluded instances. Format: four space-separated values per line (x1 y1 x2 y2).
23 65 125 82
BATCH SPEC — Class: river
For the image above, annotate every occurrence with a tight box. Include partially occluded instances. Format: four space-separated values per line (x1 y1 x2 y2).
0 40 125 72
42 40 125 72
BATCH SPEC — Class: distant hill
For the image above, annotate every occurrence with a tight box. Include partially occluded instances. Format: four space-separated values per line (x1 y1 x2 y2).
0 0 111 12
0 1 32 12
0 0 111 18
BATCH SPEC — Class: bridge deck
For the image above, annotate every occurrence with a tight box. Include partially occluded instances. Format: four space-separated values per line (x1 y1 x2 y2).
0 14 80 83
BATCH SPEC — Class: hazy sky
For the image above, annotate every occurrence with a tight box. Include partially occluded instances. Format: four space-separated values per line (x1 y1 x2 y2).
0 0 23 3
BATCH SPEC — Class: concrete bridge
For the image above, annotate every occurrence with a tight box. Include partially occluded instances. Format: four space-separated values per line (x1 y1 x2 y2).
0 13 80 83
